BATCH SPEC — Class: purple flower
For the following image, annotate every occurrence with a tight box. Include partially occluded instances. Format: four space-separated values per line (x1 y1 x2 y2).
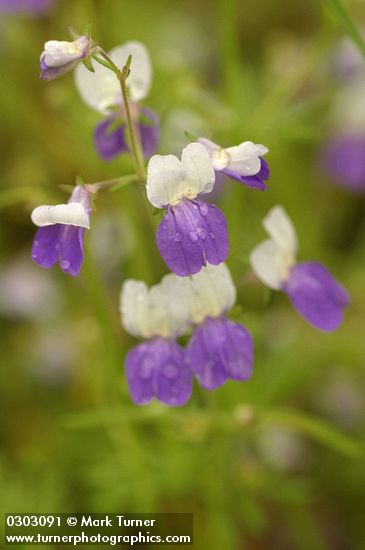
321 134 365 193
0 0 54 15
250 206 350 331
177 264 254 390
146 143 229 276
120 276 192 406
94 107 159 161
40 35 90 80
198 137 270 190
31 185 91 277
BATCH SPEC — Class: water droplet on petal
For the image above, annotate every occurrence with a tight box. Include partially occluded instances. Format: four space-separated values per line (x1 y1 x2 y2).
209 232 216 240
199 203 209 216
189 231 198 243
197 227 207 240
174 232 182 242
61 260 71 270
140 358 154 379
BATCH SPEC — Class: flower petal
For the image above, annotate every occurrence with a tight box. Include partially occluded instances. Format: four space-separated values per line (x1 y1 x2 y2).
263 205 298 257
156 199 228 277
321 134 365 192
146 154 184 208
31 225 60 269
125 338 192 406
250 239 292 290
181 142 215 195
187 317 253 390
222 157 269 190
94 116 128 161
31 203 90 229
58 225 85 276
120 275 189 339
177 263 236 324
74 57 121 114
283 261 350 331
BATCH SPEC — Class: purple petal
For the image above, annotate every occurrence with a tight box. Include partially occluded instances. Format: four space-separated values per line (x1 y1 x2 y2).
139 108 160 158
57 225 85 277
125 338 192 406
40 57 78 81
320 135 365 192
222 157 269 190
156 198 229 277
94 116 128 161
32 225 61 269
283 262 350 332
187 317 253 390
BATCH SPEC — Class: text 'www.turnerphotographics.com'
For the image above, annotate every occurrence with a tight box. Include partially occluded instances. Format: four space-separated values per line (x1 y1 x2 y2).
4 514 193 546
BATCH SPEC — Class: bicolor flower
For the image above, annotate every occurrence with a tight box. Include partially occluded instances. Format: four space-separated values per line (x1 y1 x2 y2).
40 35 91 80
120 275 192 406
74 41 159 161
178 264 253 390
31 185 91 277
250 206 350 331
146 142 229 277
198 137 270 190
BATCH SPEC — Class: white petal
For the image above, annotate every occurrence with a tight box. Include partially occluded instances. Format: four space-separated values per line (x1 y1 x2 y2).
146 154 184 208
263 206 298 256
43 39 82 67
109 41 152 102
197 137 220 156
181 142 215 195
31 203 90 229
74 59 120 114
250 239 292 290
224 141 263 175
120 280 150 338
120 276 189 339
180 263 236 324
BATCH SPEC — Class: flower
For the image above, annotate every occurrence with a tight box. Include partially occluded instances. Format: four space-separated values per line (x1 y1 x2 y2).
250 206 350 331
0 0 54 15
74 41 159 160
40 35 90 80
31 185 91 276
177 264 253 390
120 275 192 406
146 142 229 276
198 137 270 190
321 134 365 193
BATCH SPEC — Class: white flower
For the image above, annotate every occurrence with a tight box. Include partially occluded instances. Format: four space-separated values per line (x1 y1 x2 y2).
174 263 236 325
74 41 152 114
120 274 190 340
250 206 298 290
199 138 268 175
146 142 215 208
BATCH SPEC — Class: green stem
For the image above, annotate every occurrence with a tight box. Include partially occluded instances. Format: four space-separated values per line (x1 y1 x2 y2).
98 49 146 183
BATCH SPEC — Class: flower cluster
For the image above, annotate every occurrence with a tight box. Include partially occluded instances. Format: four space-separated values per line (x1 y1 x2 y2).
120 264 253 406
30 30 350 407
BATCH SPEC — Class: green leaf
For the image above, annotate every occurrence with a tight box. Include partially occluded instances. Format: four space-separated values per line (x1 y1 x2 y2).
92 55 117 72
260 407 363 458
323 0 365 58
184 130 198 142
82 56 95 73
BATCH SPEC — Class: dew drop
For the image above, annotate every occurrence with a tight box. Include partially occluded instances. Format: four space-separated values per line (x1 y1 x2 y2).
174 232 182 242
61 260 70 270
199 203 209 216
209 232 216 240
197 227 207 240
189 231 198 243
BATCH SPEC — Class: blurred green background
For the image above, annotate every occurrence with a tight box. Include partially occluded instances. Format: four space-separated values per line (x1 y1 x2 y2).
1 0 365 548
